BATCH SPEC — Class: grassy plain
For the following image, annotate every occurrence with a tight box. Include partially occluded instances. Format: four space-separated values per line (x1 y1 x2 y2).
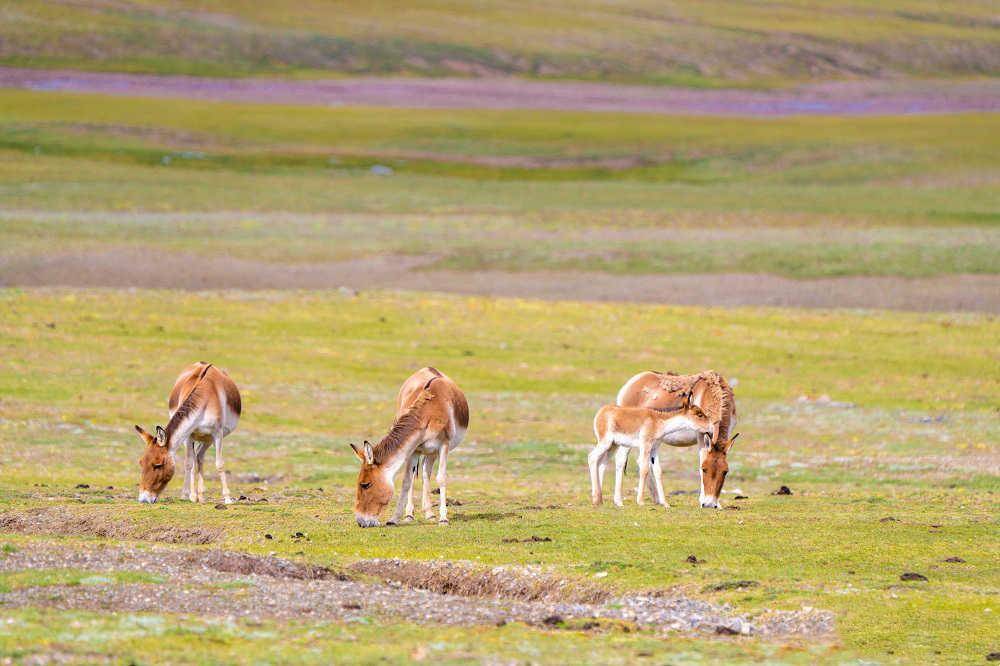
0 289 998 663
1 89 997 280
2 0 998 84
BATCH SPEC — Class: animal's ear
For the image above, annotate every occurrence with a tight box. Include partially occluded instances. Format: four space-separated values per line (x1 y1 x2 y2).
727 432 740 451
134 425 151 442
350 442 365 463
155 426 167 446
362 441 375 465
701 432 713 448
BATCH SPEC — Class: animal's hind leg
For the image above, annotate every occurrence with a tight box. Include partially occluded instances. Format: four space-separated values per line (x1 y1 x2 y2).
588 438 614 506
436 442 450 525
420 454 436 520
388 453 417 525
214 432 233 505
404 455 419 522
613 445 630 507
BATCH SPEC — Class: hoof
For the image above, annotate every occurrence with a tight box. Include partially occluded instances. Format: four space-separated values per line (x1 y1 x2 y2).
223 496 235 505
386 519 398 526
403 515 415 523
613 501 624 508
438 519 449 525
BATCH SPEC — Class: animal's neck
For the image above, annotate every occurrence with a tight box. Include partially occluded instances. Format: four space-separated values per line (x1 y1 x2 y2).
377 429 423 476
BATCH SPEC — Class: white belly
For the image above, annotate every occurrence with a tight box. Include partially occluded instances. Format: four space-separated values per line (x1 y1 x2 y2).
659 427 702 448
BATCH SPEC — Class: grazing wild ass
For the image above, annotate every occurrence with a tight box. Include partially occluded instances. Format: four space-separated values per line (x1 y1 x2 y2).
589 393 714 508
134 361 242 504
616 370 738 508
352 367 469 528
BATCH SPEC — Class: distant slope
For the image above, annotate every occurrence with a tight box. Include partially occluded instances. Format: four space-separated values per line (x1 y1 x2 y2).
2 0 998 86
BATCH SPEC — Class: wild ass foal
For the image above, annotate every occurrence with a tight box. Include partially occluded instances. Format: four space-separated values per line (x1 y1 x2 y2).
617 370 738 508
134 362 241 504
589 393 714 508
352 367 469 528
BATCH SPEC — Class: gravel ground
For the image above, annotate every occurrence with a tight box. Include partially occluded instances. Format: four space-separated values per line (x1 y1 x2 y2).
2 67 997 116
0 544 833 638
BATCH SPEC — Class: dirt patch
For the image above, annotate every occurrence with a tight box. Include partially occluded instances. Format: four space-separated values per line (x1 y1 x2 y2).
0 543 834 638
3 248 997 312
350 558 608 604
185 550 342 580
2 67 996 116
0 507 221 544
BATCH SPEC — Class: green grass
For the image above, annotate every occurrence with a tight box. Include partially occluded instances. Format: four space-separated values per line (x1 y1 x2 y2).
0 288 997 663
0 568 163 593
2 0 998 85
1 89 997 279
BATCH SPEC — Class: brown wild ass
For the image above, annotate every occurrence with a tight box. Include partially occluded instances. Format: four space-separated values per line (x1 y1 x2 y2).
589 391 714 508
352 367 469 528
134 361 242 504
616 370 738 508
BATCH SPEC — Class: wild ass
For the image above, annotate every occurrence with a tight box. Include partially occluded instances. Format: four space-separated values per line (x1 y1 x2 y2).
352 367 469 528
617 370 738 508
134 361 241 504
589 395 714 508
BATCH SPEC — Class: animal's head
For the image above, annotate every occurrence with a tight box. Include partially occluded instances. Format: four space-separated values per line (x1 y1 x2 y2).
135 425 174 503
351 441 393 527
699 432 739 509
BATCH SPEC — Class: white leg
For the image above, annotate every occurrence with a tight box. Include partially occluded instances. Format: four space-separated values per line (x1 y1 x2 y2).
636 446 651 506
404 455 418 521
651 449 669 508
421 455 436 520
215 433 232 504
195 441 209 503
613 445 630 507
436 442 450 524
388 453 417 525
181 439 194 499
588 438 614 506
187 440 199 502
596 446 611 496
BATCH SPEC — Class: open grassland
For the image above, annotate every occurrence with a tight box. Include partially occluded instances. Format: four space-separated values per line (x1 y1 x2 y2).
1 89 997 289
2 0 998 85
0 289 998 663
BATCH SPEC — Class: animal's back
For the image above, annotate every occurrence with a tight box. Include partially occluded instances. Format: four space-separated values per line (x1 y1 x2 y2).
397 367 468 443
167 362 241 431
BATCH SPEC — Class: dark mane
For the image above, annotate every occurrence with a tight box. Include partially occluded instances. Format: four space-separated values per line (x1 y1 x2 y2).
372 387 434 463
164 364 212 445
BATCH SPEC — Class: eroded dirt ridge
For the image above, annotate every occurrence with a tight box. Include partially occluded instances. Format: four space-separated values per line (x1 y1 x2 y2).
0 543 833 638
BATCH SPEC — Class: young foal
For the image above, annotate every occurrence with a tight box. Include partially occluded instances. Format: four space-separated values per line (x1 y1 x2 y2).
589 397 714 508
616 370 738 508
134 361 241 504
352 367 469 528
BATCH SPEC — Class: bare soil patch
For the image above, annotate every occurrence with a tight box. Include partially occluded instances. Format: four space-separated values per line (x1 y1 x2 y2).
350 558 608 604
2 67 996 116
2 248 996 312
0 507 221 544
0 543 834 638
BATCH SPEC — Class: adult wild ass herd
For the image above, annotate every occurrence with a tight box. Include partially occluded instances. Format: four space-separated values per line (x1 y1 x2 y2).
134 362 739 527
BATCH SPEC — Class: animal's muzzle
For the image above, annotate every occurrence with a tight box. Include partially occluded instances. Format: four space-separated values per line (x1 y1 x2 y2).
355 515 381 528
137 490 158 504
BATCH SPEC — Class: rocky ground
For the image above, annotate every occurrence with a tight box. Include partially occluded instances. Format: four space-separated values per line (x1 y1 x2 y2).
0 544 834 639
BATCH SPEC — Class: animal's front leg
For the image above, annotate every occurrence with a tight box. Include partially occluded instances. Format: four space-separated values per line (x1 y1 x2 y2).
186 440 199 502
194 441 209 503
181 439 194 500
635 446 650 506
388 454 417 525
214 433 233 504
421 455 436 520
650 450 669 509
436 442 449 524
